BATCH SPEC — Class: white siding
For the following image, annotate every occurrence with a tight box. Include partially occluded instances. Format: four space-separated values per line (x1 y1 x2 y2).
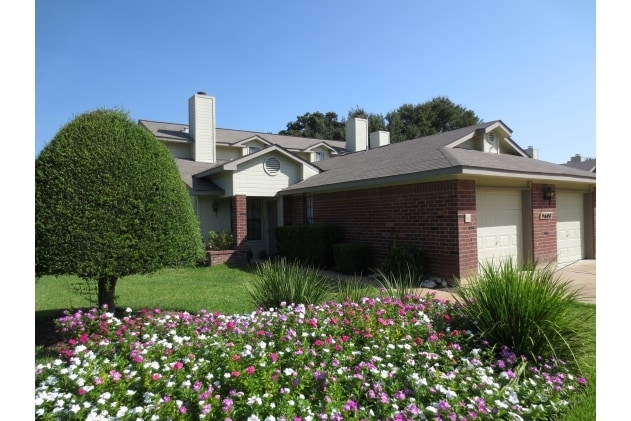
233 153 302 196
345 118 368 152
189 94 216 163
196 196 231 242
165 143 192 159
216 146 241 162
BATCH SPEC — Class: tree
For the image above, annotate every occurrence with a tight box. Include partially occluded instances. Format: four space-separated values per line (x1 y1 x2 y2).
36 109 205 311
386 97 482 143
278 97 482 144
279 111 345 140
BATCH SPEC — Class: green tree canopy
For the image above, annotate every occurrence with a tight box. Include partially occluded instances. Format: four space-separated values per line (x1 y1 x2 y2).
279 111 346 140
279 97 482 144
35 109 205 311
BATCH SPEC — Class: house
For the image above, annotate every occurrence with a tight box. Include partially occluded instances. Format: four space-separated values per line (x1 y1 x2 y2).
561 154 596 173
139 92 596 279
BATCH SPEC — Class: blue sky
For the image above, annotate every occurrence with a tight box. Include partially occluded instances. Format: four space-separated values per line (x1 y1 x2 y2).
34 0 596 164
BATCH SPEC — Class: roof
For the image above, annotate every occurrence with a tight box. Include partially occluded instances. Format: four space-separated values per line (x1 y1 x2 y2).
561 158 596 172
281 121 596 194
139 120 348 154
173 158 224 195
142 118 595 196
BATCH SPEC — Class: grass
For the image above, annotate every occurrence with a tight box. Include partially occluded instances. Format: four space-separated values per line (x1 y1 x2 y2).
35 261 595 419
35 263 258 321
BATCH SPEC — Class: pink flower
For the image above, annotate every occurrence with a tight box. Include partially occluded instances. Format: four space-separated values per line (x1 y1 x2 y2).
151 373 162 381
109 370 122 381
231 371 240 377
270 353 278 363
246 366 256 375
77 387 87 396
172 361 184 370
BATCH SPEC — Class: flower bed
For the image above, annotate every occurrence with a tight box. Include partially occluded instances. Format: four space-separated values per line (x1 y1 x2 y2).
35 294 586 420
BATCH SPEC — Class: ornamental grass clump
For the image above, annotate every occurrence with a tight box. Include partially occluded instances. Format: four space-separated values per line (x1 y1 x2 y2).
453 258 592 368
247 257 333 309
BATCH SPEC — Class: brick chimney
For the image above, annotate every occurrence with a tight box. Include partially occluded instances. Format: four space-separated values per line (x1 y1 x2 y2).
188 92 216 163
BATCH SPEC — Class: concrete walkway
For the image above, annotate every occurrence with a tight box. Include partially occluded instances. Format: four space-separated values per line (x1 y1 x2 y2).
323 259 596 305
416 259 596 304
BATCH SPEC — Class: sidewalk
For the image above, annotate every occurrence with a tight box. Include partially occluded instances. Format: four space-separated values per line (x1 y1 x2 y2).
323 259 596 305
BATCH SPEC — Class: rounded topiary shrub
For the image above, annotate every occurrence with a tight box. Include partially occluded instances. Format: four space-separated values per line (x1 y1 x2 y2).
36 108 205 310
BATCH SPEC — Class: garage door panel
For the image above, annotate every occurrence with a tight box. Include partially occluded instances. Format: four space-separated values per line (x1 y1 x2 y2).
477 190 522 266
556 192 584 264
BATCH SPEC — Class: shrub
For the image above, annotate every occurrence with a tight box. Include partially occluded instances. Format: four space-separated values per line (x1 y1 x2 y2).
452 259 593 367
331 276 380 304
381 245 429 284
333 242 373 275
35 108 205 310
373 264 421 301
247 258 333 308
275 223 344 268
206 230 235 250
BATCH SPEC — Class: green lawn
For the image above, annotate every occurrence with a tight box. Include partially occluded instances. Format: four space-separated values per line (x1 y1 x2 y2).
35 263 595 419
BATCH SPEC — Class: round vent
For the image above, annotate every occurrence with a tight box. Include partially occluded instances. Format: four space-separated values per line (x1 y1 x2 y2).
487 132 496 143
264 157 281 175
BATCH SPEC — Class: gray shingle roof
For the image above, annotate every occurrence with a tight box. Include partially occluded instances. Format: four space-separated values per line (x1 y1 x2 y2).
139 120 348 154
561 159 596 172
282 122 595 193
173 158 224 194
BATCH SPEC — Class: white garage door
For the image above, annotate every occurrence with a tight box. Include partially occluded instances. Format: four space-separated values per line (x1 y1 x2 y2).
477 189 523 267
556 192 584 265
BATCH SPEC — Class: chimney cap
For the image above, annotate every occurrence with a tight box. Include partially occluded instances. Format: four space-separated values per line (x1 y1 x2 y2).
197 91 207 95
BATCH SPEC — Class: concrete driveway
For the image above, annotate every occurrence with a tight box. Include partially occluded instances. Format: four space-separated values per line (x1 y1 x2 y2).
426 259 596 304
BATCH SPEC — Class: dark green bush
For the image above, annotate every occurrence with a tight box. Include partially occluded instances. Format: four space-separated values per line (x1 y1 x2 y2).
333 242 373 275
381 245 429 284
35 108 205 310
275 223 344 268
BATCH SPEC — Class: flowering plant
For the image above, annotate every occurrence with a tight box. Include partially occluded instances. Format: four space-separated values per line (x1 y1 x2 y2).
36 295 586 420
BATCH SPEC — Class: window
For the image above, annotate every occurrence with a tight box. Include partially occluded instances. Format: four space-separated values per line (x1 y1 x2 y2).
314 151 326 162
248 146 261 155
247 199 262 240
305 196 314 224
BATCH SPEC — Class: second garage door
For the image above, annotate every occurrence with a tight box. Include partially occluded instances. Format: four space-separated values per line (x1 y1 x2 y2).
556 191 584 265
477 189 523 267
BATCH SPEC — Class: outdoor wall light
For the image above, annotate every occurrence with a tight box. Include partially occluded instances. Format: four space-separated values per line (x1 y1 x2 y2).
543 187 555 201
212 201 219 216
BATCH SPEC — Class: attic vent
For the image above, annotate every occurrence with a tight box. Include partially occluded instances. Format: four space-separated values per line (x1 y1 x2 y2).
487 132 496 142
264 157 281 176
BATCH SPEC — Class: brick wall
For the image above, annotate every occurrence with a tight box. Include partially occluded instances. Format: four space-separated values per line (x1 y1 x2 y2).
306 180 477 278
230 195 249 263
530 184 558 264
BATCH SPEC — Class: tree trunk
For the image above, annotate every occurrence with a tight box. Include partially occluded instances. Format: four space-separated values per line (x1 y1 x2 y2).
97 276 118 311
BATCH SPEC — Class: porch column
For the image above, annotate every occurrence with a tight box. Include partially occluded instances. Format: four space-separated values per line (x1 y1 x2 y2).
231 194 249 263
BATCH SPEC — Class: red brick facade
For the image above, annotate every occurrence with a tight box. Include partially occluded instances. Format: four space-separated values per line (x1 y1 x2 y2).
282 180 596 279
230 195 249 264
530 184 558 263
